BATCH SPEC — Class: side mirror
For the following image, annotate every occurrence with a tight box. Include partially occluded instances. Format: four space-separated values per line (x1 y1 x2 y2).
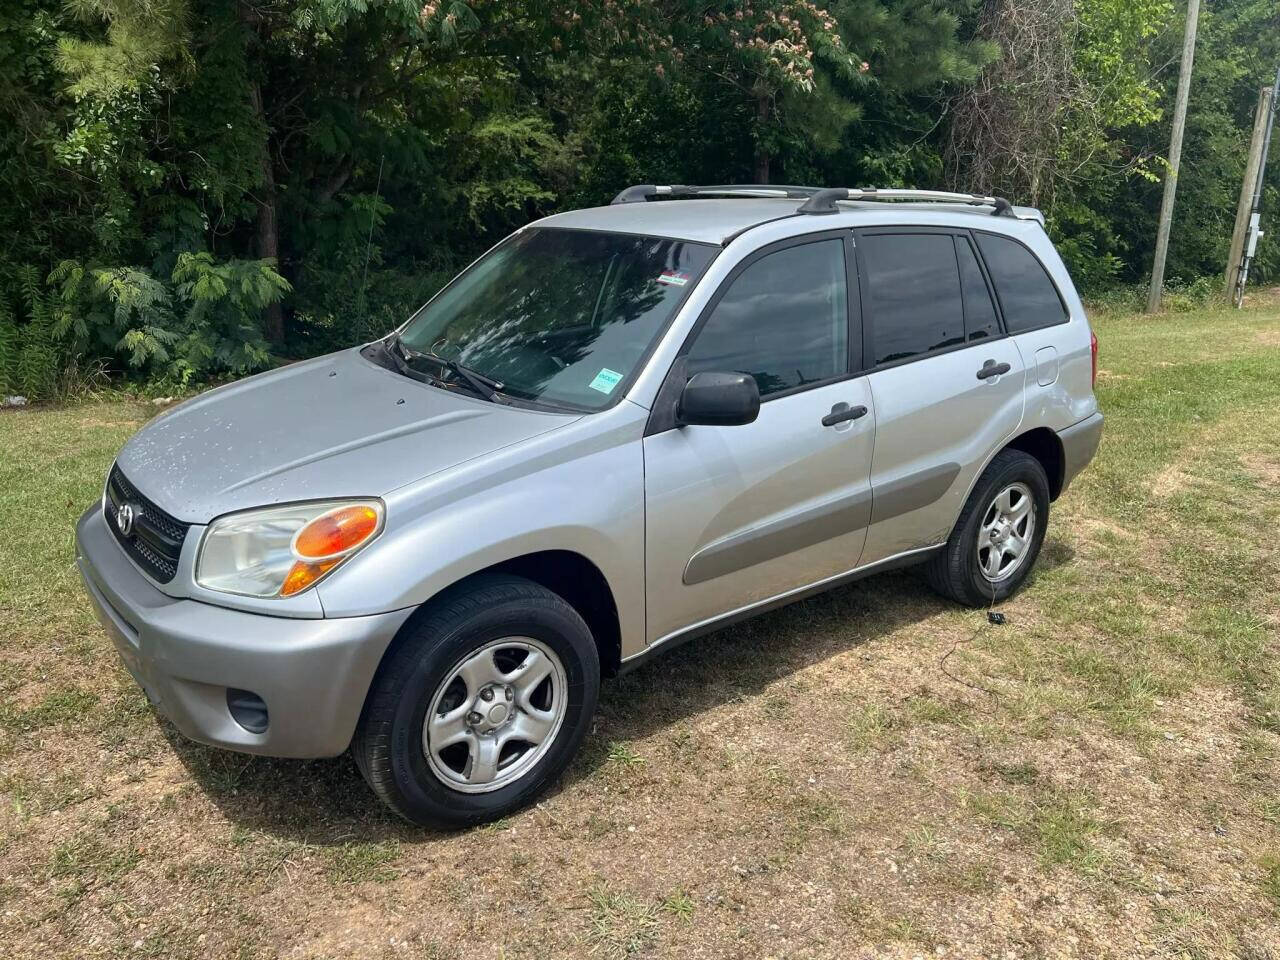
678 371 760 427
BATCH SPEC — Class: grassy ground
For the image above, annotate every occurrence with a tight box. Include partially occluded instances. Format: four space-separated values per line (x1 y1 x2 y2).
2 296 1280 959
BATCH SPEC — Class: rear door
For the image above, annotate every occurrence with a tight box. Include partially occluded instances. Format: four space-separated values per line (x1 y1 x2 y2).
970 231 1075 400
853 227 1026 566
642 233 876 645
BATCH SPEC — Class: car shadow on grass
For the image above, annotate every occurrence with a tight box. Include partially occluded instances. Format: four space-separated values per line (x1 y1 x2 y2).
163 540 1072 844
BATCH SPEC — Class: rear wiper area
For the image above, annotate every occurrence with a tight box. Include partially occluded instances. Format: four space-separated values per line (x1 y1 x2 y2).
387 334 507 404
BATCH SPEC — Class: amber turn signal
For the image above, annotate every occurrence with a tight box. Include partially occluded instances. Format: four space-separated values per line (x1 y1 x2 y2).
292 504 381 561
280 558 342 597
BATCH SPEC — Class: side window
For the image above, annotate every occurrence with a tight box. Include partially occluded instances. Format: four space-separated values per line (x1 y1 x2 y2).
686 239 848 397
975 234 1068 333
861 233 964 366
955 236 999 341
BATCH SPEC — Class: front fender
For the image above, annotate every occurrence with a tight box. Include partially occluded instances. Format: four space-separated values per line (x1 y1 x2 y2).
316 407 648 658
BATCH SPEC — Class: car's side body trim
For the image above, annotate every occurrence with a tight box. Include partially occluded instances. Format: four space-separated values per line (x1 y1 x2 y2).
621 543 942 674
868 461 961 525
682 488 874 586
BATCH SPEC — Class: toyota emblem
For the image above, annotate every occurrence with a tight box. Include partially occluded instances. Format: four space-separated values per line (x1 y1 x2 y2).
115 502 136 537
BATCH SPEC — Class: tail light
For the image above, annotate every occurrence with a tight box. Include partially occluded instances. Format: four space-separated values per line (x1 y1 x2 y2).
1090 330 1098 388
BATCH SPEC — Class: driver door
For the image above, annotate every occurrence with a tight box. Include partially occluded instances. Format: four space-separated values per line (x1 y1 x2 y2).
642 233 876 646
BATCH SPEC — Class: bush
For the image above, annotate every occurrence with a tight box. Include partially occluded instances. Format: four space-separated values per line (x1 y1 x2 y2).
49 254 289 389
0 268 60 400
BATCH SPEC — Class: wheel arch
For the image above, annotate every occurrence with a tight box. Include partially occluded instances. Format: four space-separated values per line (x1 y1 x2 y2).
486 550 622 677
1003 427 1065 501
368 550 623 694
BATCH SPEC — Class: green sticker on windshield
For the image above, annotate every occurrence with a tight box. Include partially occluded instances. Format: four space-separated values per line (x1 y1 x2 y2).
588 367 623 394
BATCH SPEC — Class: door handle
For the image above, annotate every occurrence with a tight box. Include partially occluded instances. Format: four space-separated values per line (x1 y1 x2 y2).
976 360 1011 380
821 403 868 427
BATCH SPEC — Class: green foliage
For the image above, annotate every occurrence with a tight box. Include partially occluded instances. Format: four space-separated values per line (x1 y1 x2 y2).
0 293 20 396
171 253 286 378
13 268 59 399
57 0 191 98
50 261 176 373
48 255 287 386
0 0 1277 401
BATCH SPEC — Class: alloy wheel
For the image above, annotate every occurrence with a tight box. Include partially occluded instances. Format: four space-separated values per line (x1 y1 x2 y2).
423 637 567 793
976 481 1036 583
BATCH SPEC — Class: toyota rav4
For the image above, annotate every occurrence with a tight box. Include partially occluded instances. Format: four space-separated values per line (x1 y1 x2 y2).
76 185 1103 827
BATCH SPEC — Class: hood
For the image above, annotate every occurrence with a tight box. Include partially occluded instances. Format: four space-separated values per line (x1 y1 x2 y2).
116 348 580 522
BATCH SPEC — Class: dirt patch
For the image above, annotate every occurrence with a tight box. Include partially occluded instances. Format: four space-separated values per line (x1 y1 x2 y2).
1241 452 1280 486
1151 464 1194 498
1077 517 1137 541
1244 284 1280 310
1093 368 1129 382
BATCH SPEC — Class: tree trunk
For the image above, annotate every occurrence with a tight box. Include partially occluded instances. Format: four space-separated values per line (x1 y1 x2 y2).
256 182 284 345
754 150 770 183
249 81 285 344
754 93 771 183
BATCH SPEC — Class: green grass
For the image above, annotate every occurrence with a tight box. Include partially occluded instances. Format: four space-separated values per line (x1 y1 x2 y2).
0 688 99 733
324 840 401 884
604 740 646 770
586 883 660 957
660 886 695 924
1261 854 1280 908
2 300 1280 956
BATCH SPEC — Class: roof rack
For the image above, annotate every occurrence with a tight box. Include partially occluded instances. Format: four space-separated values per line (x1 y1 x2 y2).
797 187 1013 217
610 183 1016 217
611 184 824 204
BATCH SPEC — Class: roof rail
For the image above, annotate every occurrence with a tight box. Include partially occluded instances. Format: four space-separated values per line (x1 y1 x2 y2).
798 187 1014 217
609 183 1021 218
611 184 823 204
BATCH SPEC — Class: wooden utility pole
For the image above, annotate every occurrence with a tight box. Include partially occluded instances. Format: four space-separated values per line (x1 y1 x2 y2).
1225 86 1274 297
1230 64 1280 305
1147 0 1202 314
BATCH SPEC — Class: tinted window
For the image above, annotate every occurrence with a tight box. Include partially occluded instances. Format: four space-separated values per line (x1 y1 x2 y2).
399 228 715 410
861 234 964 365
975 234 1068 333
956 237 999 341
687 239 848 397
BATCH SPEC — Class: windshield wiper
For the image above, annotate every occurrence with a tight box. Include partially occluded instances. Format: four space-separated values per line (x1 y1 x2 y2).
371 336 434 383
387 334 506 403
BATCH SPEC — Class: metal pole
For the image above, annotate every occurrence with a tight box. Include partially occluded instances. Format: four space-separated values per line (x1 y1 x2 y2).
1233 63 1280 306
1147 0 1202 314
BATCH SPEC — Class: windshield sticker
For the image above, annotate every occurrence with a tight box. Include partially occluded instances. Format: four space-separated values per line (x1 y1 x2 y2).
588 368 624 394
656 270 689 287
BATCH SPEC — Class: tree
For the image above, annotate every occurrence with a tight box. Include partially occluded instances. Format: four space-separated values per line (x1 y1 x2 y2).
944 0 1171 288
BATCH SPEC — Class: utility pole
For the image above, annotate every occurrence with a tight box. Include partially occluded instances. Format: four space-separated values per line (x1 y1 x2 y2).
1225 84 1274 298
1229 63 1280 306
1147 0 1202 314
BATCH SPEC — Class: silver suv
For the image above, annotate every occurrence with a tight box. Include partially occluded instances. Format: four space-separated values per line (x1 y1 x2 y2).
76 185 1103 827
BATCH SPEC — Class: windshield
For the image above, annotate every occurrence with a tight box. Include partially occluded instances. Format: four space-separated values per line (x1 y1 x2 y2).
397 228 716 410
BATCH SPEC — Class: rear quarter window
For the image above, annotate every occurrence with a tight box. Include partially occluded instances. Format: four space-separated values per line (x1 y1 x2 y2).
975 233 1068 334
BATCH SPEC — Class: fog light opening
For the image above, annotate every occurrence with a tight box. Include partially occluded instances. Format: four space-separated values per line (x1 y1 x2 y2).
226 688 269 735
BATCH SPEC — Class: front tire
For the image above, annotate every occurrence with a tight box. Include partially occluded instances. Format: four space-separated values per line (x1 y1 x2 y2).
353 575 600 828
926 449 1050 607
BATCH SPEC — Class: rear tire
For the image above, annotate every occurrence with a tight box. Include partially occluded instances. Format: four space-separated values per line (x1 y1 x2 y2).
926 449 1050 607
353 574 600 828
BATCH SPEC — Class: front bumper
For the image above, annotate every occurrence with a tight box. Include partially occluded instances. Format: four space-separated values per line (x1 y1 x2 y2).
75 506 415 758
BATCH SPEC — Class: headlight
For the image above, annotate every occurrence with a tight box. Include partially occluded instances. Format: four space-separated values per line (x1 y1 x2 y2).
195 500 384 598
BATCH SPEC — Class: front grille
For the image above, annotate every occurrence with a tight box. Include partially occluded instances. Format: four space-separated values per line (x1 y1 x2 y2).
104 466 190 584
